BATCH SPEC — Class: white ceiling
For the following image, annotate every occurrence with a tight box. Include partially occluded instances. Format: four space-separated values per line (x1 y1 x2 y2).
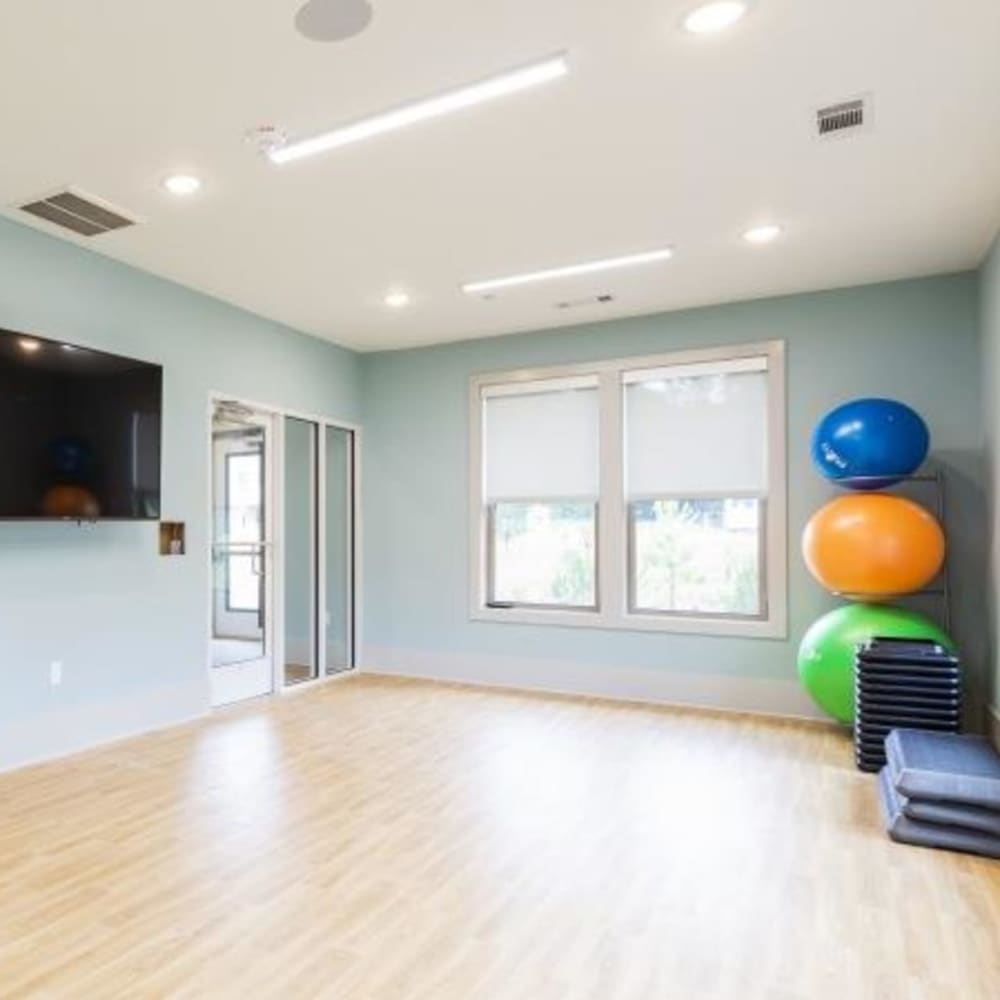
2 0 999 352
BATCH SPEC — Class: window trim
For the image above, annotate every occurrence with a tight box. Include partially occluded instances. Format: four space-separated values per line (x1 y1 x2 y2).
468 340 787 639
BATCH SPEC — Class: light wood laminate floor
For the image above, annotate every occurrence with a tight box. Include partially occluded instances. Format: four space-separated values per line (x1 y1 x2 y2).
1 676 998 1000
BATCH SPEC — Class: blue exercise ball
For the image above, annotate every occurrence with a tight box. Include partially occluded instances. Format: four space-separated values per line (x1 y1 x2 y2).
811 398 929 489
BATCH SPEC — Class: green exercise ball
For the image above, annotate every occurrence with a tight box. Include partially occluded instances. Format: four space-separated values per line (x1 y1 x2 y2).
797 604 955 724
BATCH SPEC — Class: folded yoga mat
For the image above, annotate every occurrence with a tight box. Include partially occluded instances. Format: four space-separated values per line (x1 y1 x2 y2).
878 768 1000 858
886 729 1000 811
902 794 1000 836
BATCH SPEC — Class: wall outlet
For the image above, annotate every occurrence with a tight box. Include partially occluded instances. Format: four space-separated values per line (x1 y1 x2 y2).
49 661 63 687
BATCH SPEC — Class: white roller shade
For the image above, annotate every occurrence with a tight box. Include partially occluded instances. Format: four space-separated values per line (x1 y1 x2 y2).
484 377 599 501
625 361 768 497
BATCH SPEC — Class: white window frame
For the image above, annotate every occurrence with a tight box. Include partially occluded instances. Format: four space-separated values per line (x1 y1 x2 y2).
468 340 787 639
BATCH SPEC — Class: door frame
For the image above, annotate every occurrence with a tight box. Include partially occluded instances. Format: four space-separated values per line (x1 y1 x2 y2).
206 392 363 705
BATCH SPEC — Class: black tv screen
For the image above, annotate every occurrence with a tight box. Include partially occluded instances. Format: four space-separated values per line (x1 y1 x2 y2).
0 329 162 520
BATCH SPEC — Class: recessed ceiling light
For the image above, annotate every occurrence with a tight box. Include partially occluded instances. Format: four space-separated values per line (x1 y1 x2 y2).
60 343 79 352
162 174 202 196
742 224 783 245
18 338 41 353
462 248 674 295
270 53 569 165
683 1 749 34
384 290 411 309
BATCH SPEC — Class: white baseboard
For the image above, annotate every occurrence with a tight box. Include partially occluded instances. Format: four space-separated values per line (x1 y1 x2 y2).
361 646 828 722
0 680 208 774
989 703 1000 752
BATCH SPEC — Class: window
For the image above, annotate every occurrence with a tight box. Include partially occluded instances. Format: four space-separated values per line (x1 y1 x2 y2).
624 359 768 618
470 342 786 637
482 377 599 609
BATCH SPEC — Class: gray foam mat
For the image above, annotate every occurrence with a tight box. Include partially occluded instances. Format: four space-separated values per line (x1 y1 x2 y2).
878 768 1000 858
886 729 1000 810
903 795 1000 836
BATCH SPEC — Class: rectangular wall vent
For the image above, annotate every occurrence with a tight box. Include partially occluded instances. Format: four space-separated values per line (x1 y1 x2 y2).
19 188 138 237
815 98 868 138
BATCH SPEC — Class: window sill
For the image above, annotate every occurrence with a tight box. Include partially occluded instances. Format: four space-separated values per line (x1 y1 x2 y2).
469 605 787 639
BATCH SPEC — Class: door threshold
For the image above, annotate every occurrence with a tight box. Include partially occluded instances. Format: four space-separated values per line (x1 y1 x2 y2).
279 666 360 696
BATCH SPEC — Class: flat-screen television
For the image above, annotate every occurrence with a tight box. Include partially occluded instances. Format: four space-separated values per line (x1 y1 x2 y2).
0 328 162 520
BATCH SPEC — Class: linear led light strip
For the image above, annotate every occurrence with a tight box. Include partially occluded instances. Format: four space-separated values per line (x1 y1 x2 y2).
462 248 674 295
270 53 570 165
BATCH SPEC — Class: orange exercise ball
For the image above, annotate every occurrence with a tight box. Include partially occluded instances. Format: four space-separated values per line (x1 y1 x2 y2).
802 494 944 600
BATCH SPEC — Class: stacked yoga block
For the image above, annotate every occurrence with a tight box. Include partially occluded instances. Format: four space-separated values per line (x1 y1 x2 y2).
878 729 1000 859
854 638 961 772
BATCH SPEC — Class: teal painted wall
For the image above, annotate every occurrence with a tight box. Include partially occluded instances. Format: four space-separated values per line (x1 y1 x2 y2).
361 274 986 719
980 232 1000 726
0 206 989 764
0 217 361 768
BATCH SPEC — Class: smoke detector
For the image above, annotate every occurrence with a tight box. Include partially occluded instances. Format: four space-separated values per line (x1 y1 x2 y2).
245 125 288 157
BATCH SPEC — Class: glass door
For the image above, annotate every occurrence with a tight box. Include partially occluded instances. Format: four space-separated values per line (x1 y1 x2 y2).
324 425 354 675
281 419 356 683
210 402 274 706
208 403 356 704
283 417 319 686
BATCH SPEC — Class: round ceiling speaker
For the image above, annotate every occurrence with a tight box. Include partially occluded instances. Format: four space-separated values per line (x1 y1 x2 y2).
295 0 374 42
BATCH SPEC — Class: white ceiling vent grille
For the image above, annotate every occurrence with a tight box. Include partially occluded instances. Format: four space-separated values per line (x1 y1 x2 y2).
18 188 138 237
815 97 870 139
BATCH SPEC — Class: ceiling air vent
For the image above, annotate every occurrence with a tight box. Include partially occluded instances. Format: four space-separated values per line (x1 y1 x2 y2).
815 97 869 139
18 188 138 237
554 294 615 311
